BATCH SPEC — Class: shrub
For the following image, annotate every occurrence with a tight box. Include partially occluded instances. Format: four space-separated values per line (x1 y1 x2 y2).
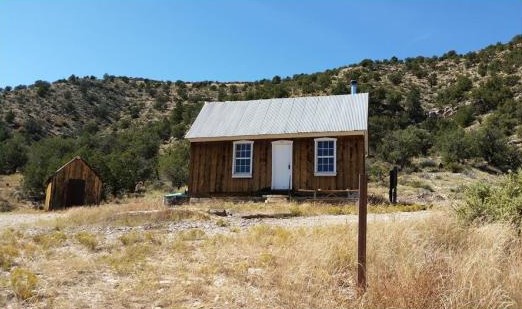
472 76 513 114
32 231 67 249
10 267 38 300
435 127 477 164
405 87 425 123
22 137 77 194
158 140 189 188
453 105 475 127
436 75 472 106
34 80 51 97
476 125 521 172
4 110 15 123
457 170 522 228
75 232 98 251
0 244 19 270
119 231 143 246
388 72 403 85
0 134 28 174
377 127 432 167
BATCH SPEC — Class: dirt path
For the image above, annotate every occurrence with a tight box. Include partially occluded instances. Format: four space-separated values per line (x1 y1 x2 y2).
0 210 432 233
258 211 432 228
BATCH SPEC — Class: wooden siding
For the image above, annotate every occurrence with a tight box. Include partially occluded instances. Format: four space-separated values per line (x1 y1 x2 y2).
188 136 365 197
44 158 103 211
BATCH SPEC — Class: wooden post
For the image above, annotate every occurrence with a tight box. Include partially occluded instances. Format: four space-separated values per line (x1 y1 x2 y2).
357 174 368 293
389 166 398 204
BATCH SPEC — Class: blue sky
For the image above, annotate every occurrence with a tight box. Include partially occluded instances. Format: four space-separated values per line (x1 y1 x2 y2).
1 1 521 87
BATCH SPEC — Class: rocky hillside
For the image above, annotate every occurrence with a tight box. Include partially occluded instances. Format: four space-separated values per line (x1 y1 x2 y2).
1 35 521 140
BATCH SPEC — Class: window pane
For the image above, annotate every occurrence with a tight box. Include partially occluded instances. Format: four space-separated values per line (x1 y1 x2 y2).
327 158 334 171
327 148 333 156
235 157 251 174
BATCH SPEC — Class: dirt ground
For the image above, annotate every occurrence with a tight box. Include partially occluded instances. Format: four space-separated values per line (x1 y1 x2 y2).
0 207 431 235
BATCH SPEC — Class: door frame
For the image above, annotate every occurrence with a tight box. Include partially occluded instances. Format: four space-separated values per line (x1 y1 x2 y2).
271 140 293 190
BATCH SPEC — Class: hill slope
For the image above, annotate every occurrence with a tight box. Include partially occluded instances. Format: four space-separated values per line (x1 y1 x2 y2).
1 36 521 140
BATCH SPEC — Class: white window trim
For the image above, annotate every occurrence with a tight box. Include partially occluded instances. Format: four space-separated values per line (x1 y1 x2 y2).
314 138 337 176
232 140 254 178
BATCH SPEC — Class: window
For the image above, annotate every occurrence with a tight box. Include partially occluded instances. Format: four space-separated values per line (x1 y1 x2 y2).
232 141 253 178
314 138 336 176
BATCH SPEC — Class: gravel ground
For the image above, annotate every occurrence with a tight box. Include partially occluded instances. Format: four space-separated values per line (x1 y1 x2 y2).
258 211 432 228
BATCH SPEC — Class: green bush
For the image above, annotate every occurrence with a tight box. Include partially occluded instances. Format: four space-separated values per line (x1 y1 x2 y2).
0 134 27 174
377 127 432 167
435 127 477 164
34 80 51 97
387 72 403 85
436 75 473 106
476 125 521 172
158 140 189 189
472 76 513 114
453 105 475 127
457 170 522 227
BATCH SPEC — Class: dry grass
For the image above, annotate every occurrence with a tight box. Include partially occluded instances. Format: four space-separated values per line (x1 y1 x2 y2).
75 231 98 251
0 174 34 211
46 197 210 229
1 199 521 308
200 200 427 217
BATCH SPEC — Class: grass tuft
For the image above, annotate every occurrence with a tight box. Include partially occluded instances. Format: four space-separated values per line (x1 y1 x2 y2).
179 228 206 241
32 231 67 249
118 231 143 246
75 231 98 251
10 267 38 301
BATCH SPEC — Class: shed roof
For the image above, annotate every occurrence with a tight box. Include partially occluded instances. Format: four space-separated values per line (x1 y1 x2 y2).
45 156 101 185
185 93 368 142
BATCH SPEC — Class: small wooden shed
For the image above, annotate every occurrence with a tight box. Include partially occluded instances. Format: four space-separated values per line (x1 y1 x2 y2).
44 156 102 211
185 92 369 197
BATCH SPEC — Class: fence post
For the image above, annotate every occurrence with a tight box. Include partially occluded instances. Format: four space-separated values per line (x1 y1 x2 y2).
357 174 368 293
389 167 398 204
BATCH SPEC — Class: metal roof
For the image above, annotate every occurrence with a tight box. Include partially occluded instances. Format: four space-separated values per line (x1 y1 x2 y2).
185 93 368 141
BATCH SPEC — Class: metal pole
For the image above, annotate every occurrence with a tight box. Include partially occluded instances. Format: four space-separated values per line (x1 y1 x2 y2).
357 174 368 293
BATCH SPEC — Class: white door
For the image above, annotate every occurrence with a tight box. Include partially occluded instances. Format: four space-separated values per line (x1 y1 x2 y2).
271 141 293 190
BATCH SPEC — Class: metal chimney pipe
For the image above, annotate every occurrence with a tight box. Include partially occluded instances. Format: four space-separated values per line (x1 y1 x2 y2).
351 80 358 95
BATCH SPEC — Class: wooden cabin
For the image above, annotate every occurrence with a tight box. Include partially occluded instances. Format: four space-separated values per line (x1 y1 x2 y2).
44 156 102 210
185 92 369 197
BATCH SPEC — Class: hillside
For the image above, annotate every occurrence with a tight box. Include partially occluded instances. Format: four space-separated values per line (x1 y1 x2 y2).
0 35 521 197
1 36 521 140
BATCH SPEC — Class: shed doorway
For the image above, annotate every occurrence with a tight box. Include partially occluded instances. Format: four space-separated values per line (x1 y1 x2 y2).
271 140 293 190
66 179 86 206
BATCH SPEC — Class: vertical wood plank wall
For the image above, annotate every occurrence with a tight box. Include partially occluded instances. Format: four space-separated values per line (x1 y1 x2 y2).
189 135 365 196
45 158 103 210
